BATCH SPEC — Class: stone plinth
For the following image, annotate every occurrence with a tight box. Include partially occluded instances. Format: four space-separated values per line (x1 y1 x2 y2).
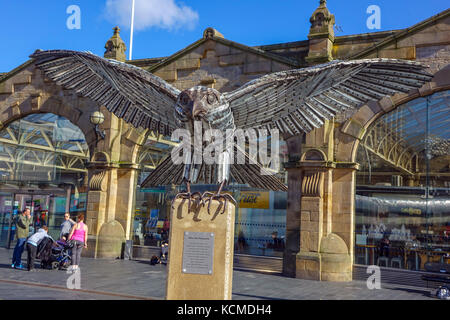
166 198 235 300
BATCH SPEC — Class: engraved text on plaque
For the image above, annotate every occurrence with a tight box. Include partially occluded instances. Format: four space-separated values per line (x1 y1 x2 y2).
182 232 214 275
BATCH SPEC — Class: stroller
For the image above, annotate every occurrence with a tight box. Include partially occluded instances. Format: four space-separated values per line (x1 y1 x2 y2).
39 238 72 270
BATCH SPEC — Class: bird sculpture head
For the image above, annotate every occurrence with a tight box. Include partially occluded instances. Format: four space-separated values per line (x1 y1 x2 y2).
175 86 230 126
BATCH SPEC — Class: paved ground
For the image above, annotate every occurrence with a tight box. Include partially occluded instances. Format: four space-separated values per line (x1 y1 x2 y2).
0 248 435 300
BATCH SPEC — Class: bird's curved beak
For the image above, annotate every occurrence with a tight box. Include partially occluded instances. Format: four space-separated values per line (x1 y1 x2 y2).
192 102 206 118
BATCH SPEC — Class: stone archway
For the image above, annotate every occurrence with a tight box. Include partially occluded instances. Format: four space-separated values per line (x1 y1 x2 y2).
0 61 148 258
326 64 450 279
285 64 450 281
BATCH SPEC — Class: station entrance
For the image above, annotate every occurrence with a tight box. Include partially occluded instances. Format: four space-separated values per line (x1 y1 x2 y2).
0 113 89 247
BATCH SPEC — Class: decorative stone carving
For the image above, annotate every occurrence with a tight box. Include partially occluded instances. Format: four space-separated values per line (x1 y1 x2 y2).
104 26 127 62
89 170 107 191
302 171 324 197
306 0 335 64
308 0 335 39
203 27 225 39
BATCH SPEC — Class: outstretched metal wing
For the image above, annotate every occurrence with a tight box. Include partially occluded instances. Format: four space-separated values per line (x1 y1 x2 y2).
31 50 180 136
225 59 433 135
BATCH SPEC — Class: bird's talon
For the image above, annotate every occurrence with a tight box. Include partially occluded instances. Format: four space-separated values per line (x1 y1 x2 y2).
201 192 236 215
173 191 203 212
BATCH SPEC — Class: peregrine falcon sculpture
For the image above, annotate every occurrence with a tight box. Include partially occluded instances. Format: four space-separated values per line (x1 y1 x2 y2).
31 50 433 212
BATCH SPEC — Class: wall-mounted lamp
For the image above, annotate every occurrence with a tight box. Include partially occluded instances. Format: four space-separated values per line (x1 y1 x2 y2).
90 111 106 140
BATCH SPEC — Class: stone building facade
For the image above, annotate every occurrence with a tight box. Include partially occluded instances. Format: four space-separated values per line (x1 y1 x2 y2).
0 2 449 281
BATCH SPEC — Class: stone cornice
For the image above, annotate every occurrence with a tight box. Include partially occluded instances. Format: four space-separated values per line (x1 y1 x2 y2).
284 160 360 170
348 8 450 59
147 35 300 73
284 160 335 169
0 59 34 83
85 161 139 170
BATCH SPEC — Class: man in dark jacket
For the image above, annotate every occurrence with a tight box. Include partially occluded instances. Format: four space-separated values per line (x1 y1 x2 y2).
11 208 31 269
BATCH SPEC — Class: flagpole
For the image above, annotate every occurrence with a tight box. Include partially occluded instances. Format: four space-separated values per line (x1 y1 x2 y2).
129 0 135 60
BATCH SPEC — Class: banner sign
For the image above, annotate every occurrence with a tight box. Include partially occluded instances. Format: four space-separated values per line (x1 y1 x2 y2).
239 191 270 209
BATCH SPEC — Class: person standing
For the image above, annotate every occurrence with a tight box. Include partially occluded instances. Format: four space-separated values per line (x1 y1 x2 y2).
26 226 51 271
60 212 76 241
11 208 31 269
67 214 88 271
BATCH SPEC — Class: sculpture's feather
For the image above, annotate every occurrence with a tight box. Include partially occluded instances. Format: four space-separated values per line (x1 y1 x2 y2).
225 59 433 135
31 50 180 136
141 144 287 191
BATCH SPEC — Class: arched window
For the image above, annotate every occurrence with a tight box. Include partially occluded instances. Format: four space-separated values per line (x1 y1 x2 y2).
0 113 89 245
354 90 450 272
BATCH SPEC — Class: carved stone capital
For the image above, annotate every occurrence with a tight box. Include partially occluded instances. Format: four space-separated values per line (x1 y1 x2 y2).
302 171 324 197
89 170 108 192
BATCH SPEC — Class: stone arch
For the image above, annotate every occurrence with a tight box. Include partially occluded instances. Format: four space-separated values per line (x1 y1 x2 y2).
0 63 101 158
336 64 450 163
301 148 327 161
91 151 110 163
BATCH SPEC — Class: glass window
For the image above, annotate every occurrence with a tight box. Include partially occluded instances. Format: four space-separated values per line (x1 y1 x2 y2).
134 185 172 247
133 135 288 258
0 113 88 245
234 190 286 257
355 90 450 272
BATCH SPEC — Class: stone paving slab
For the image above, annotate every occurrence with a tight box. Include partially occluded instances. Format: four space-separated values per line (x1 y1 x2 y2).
0 248 435 300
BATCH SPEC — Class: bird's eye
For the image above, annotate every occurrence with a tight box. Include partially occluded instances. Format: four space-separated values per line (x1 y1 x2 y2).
206 93 216 104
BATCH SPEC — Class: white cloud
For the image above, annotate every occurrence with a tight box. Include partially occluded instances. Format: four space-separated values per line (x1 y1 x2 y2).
105 0 199 31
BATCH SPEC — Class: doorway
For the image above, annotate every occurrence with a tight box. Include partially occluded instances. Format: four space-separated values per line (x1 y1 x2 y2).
0 191 73 248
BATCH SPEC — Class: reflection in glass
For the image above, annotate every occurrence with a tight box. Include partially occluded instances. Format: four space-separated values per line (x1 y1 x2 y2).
355 90 450 272
0 113 89 247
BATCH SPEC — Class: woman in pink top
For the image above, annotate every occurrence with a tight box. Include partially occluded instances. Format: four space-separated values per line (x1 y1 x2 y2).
68 213 88 271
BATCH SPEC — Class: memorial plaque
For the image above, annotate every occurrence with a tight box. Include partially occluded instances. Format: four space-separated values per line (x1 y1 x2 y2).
182 232 214 275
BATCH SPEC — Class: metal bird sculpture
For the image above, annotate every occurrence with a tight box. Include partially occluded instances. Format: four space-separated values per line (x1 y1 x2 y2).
31 50 433 213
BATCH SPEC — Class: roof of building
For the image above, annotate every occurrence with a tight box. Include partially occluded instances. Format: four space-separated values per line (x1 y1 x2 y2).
347 8 450 59
124 8 449 70
131 28 301 73
1 8 448 79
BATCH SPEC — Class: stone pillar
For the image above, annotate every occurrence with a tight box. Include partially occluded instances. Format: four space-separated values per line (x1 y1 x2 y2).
282 135 303 277
166 198 235 300
292 158 354 282
84 169 109 257
296 163 327 280
84 164 139 258
332 164 359 264
83 108 144 258
114 165 139 240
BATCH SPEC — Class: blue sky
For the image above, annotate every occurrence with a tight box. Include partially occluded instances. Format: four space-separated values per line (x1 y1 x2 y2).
0 0 448 72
